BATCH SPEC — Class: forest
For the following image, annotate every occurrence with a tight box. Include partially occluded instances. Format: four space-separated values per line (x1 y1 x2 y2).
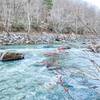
0 0 100 34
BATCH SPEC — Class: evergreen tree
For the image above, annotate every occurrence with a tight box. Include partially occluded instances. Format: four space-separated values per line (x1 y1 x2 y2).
43 0 53 10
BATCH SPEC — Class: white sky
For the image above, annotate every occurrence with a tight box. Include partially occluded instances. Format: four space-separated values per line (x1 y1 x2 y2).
84 0 100 8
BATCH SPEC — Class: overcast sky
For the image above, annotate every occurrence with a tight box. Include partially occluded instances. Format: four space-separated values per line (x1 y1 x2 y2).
83 0 100 8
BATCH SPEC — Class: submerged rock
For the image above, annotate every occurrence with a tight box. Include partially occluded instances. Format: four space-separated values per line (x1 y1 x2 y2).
44 52 59 57
0 52 24 61
57 46 71 52
41 60 61 70
47 66 61 70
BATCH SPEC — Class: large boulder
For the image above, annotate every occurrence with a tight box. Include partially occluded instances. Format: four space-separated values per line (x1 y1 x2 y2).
0 52 24 61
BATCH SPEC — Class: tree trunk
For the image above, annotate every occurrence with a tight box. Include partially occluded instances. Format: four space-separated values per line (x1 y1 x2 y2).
27 0 31 34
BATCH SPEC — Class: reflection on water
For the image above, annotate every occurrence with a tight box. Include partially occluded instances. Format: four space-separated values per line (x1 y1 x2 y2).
0 44 100 100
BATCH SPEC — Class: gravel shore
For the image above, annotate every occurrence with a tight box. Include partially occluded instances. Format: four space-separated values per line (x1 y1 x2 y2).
0 32 100 45
0 32 70 45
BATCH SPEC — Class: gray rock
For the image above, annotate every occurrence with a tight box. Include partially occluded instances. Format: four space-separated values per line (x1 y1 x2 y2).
0 52 24 61
0 32 69 45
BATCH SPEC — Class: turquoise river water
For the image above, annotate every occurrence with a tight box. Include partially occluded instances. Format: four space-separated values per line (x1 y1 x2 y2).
0 44 100 100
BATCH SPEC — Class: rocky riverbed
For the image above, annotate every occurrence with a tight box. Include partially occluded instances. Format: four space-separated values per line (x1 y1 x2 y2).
0 32 67 45
0 32 100 46
0 32 95 45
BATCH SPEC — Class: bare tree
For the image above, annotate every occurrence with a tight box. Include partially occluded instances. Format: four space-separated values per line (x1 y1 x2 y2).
0 0 100 34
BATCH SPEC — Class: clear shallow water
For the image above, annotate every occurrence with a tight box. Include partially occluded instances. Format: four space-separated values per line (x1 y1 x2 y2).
0 44 100 100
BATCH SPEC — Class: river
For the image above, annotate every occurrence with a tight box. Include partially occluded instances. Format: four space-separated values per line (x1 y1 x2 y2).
0 44 100 100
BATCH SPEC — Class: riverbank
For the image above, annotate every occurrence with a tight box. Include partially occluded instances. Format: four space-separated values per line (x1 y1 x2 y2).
0 32 100 45
0 32 66 45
